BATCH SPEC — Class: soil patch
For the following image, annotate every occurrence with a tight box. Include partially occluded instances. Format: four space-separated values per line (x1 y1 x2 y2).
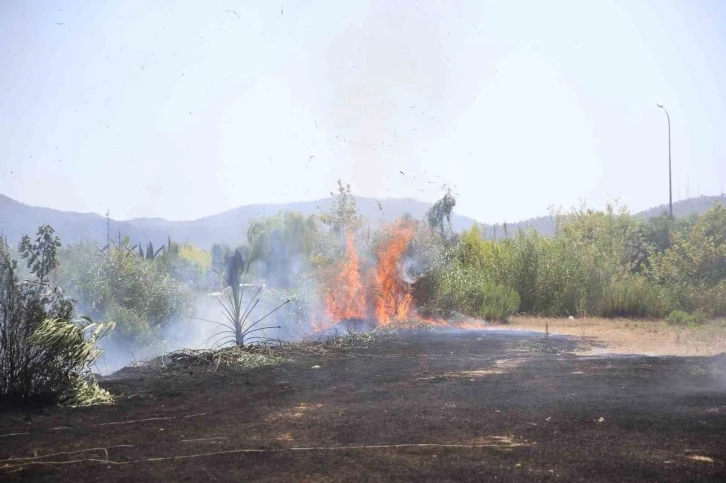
2 329 725 482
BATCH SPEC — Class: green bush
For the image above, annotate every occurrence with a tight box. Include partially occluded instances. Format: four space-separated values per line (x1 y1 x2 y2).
469 280 521 321
446 202 726 320
687 281 726 318
416 262 519 321
598 276 670 318
31 317 115 406
56 242 193 343
666 310 705 327
1 226 113 405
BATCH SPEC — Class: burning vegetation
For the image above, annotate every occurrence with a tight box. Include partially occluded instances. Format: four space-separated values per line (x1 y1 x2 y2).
3 180 726 407
317 222 420 331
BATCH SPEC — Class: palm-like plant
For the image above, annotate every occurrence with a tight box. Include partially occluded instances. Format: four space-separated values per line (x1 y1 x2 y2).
201 250 289 348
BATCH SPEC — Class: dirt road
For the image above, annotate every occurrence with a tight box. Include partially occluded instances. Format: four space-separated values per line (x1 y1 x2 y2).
2 329 725 481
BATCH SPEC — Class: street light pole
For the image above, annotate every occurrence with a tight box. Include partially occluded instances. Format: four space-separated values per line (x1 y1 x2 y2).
657 103 673 218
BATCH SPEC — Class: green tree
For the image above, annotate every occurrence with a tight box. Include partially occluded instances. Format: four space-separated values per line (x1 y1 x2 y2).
426 188 457 240
319 180 363 235
650 203 726 288
19 225 61 284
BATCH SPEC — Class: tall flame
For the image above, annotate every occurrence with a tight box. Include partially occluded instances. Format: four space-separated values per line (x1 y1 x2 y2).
314 221 453 332
374 222 415 325
324 233 366 322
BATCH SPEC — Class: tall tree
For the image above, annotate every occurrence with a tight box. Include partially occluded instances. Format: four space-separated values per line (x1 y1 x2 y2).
19 225 61 283
319 180 363 235
426 188 456 240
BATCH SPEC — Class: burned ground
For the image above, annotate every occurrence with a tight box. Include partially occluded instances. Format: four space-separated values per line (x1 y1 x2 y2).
1 329 725 482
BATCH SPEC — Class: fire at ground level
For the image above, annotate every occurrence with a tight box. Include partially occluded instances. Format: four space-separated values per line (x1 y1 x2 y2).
314 227 428 332
2 329 725 482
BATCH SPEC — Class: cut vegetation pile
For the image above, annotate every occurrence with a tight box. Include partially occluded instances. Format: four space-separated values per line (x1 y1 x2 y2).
158 347 284 369
145 329 397 372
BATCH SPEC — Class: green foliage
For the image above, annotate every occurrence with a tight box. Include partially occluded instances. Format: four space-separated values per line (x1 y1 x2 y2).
597 276 670 318
56 242 193 342
178 243 211 270
414 227 519 321
247 212 320 288
19 225 61 283
319 180 364 235
1 227 113 405
420 201 726 320
426 188 457 241
31 317 115 407
420 262 519 320
666 310 705 327
649 203 726 315
156 242 215 291
167 236 180 256
691 282 726 317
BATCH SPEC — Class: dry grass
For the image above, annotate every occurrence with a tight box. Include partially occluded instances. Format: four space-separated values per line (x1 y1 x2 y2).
149 329 397 371
506 316 726 357
159 347 284 369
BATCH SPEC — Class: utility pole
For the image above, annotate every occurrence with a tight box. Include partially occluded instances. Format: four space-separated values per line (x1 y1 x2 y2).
657 104 673 218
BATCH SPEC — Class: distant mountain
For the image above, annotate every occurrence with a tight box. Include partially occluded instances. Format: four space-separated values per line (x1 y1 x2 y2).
635 195 726 220
0 195 478 250
2 194 724 250
481 195 726 238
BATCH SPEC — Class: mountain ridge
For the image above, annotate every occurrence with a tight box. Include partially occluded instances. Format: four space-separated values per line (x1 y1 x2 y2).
2 193 724 250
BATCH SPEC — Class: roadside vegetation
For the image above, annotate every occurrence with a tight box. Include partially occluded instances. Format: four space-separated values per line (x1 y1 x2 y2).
2 181 725 405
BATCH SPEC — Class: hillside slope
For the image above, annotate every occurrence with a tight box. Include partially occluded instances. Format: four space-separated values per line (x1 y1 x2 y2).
2 194 724 249
0 195 478 249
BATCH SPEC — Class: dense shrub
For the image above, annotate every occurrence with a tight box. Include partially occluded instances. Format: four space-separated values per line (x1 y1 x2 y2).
56 242 193 342
666 310 706 327
690 282 726 317
1 227 112 404
597 276 670 318
416 262 519 321
420 201 726 320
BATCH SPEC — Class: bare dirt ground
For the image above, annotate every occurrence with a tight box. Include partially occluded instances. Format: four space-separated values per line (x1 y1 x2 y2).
508 316 726 356
2 329 725 482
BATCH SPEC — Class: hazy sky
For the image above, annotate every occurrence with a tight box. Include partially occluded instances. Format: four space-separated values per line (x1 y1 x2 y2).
1 0 724 223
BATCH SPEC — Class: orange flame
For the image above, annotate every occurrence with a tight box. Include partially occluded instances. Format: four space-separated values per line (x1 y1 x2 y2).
374 222 415 325
324 233 366 323
315 221 455 332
